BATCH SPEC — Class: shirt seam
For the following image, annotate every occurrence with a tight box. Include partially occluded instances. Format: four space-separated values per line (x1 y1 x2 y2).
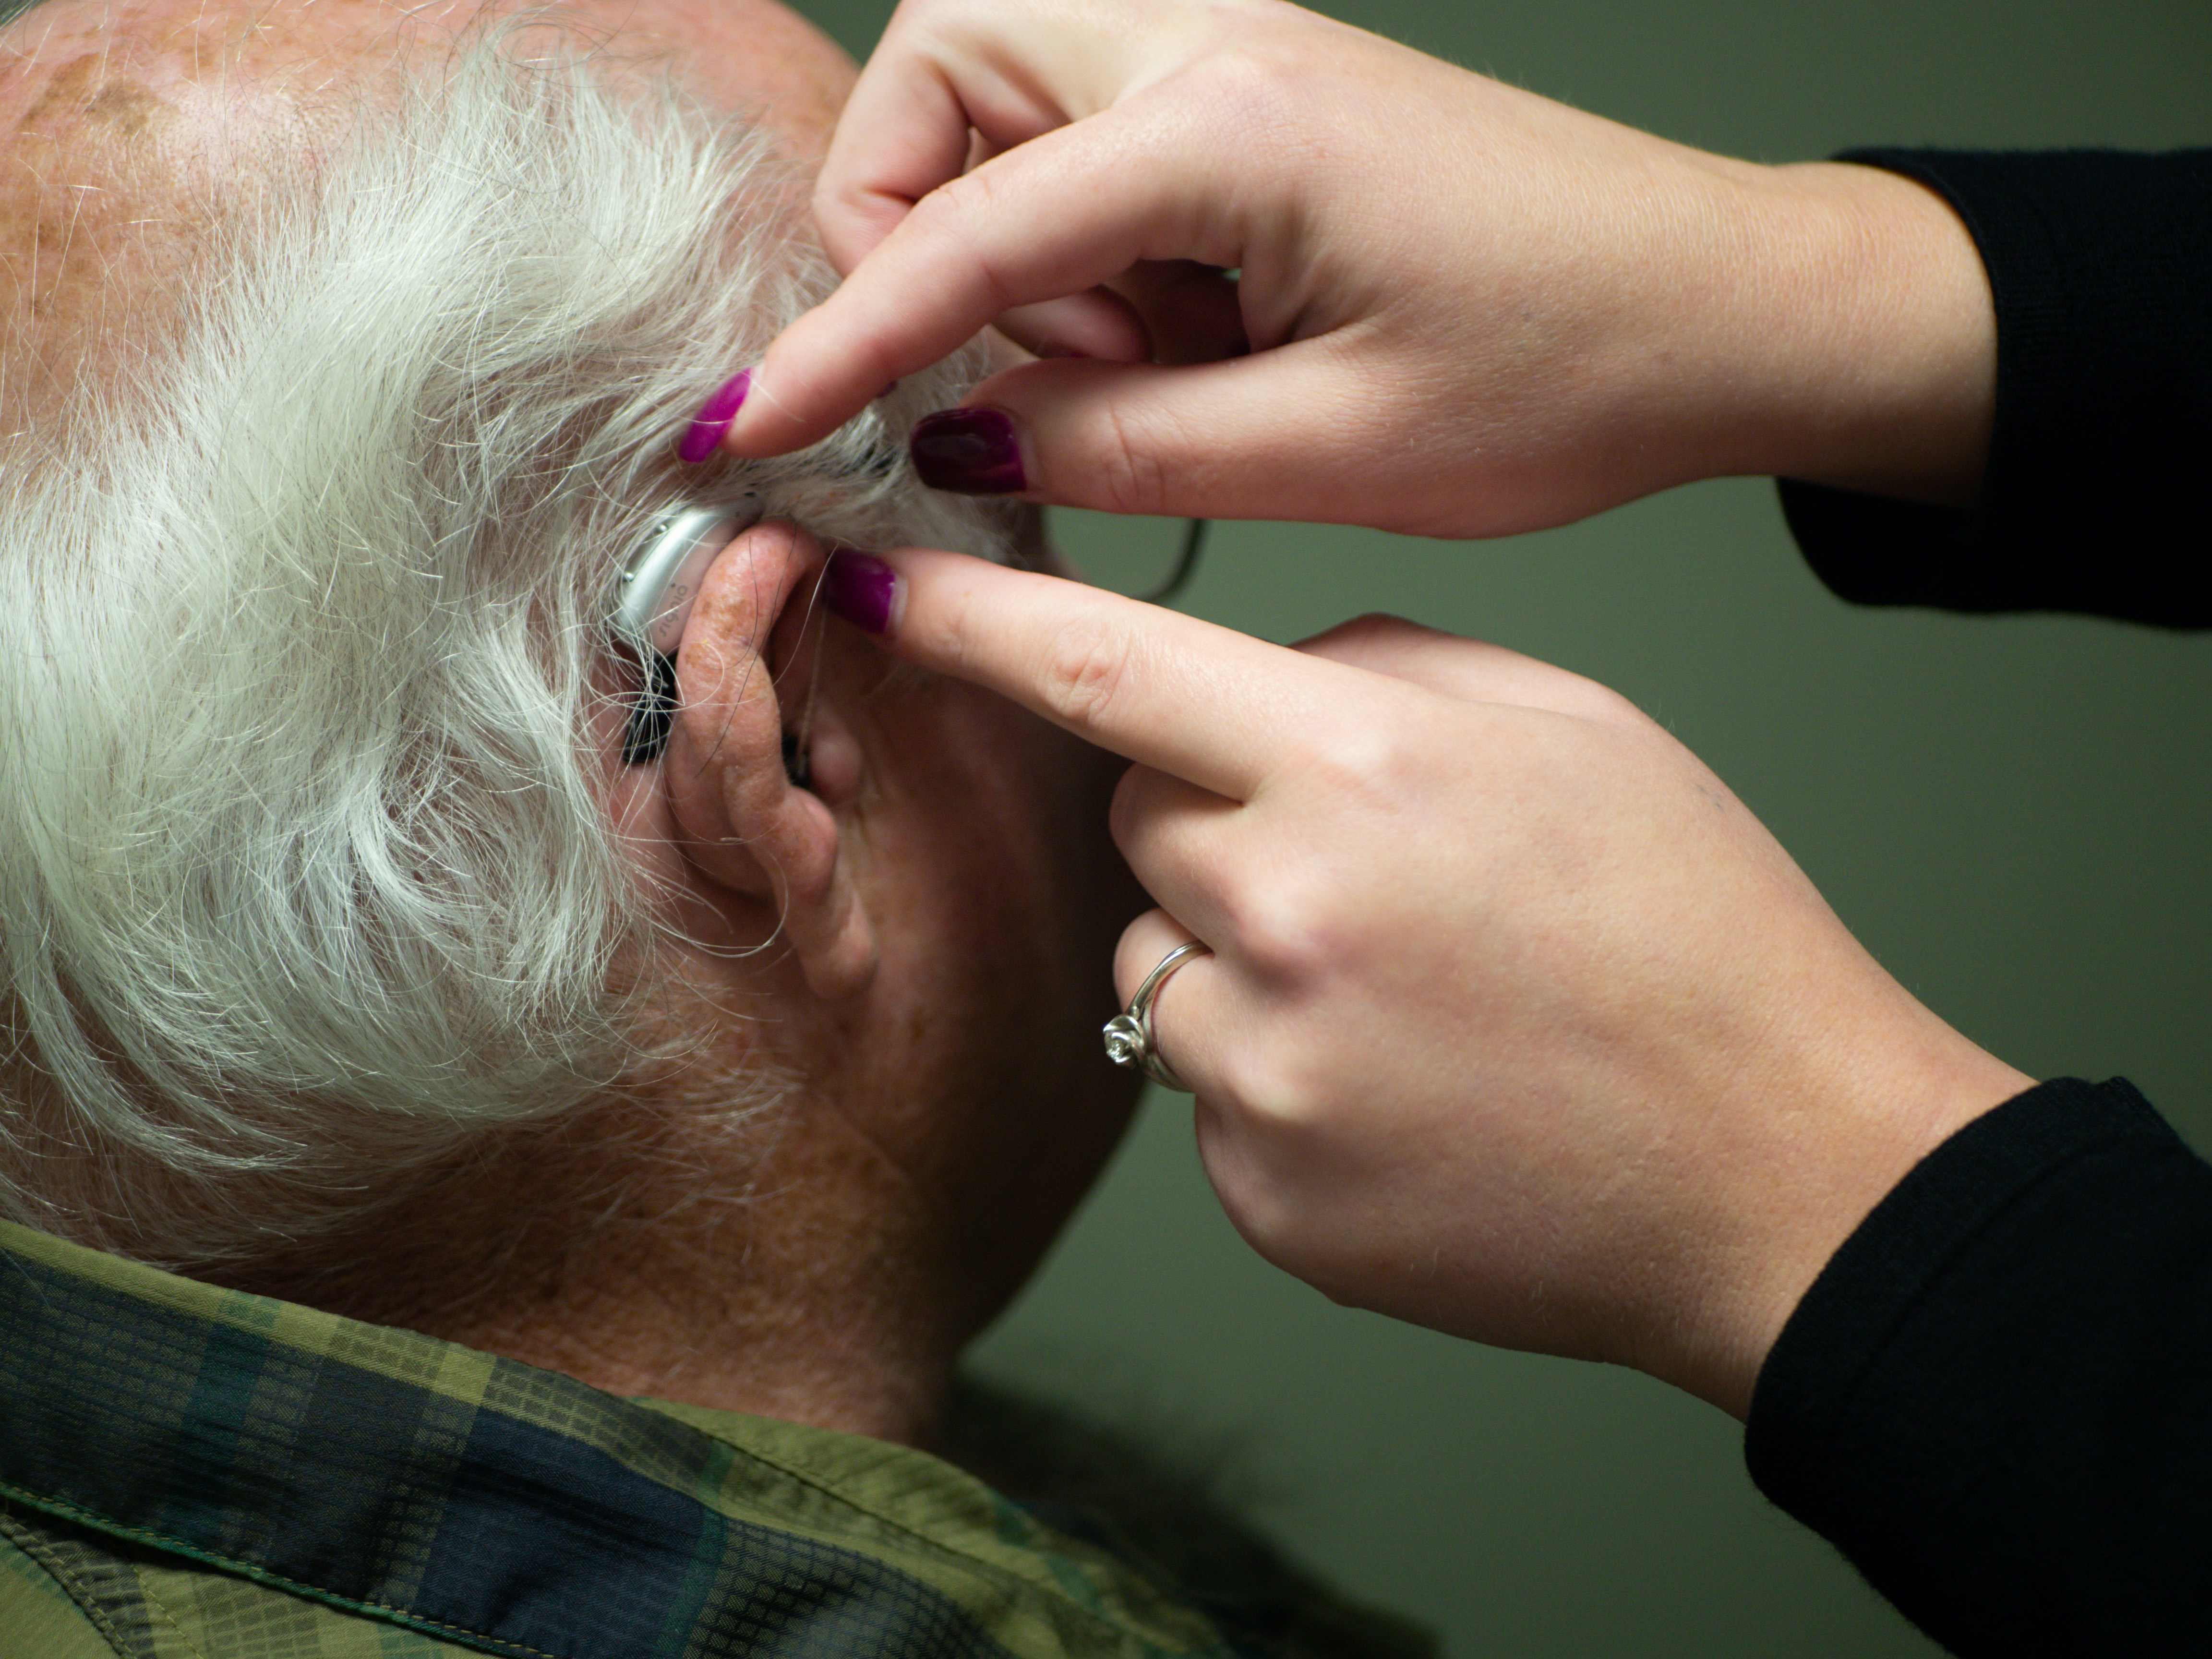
0 1484 557 1659
132 1573 212 1659
0 1510 132 1659
661 1418 1213 1652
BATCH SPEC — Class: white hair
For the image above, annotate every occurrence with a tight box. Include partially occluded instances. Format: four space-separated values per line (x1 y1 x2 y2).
0 32 1007 1271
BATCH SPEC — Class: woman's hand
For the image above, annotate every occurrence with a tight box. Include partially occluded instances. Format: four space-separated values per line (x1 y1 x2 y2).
713 0 1996 532
820 547 2030 1415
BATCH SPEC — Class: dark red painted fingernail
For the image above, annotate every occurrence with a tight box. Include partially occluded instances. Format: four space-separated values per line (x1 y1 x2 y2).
678 370 750 463
823 551 897 635
910 406 1025 494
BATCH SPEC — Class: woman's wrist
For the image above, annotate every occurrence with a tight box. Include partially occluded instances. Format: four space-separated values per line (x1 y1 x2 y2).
1656 1022 2032 1420
1549 146 1995 518
1692 158 1998 508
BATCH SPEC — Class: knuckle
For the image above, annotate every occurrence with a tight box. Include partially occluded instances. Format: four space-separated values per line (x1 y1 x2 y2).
907 171 1023 313
1336 611 1404 640
1106 763 1152 849
1292 718 1414 806
1081 397 1174 517
1210 1044 1341 1176
1185 46 1298 135
1322 612 1418 658
1218 871 1335 984
1575 678 1650 729
1181 48 1337 187
1492 652 1647 730
1525 663 1647 732
809 180 873 269
1033 608 1141 731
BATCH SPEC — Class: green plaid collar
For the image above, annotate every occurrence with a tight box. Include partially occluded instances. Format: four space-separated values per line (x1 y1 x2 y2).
0 1220 1246 1659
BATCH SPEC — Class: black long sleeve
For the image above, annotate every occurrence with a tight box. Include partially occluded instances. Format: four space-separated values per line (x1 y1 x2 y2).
1759 150 2212 1654
1778 148 2212 626
1745 1080 2212 1655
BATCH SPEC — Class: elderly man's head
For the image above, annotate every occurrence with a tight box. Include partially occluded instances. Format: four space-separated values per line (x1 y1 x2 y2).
0 0 1139 1436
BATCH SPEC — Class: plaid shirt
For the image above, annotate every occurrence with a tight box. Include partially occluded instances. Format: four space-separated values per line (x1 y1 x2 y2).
0 1220 1429 1659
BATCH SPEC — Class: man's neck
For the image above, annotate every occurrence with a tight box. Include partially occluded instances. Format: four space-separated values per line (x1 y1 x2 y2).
220 1097 977 1447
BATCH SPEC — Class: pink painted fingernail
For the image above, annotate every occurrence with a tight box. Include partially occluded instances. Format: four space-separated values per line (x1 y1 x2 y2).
678 370 751 463
823 550 897 635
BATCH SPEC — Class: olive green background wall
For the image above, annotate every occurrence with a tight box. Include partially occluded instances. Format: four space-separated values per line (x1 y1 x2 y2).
790 1 2211 1651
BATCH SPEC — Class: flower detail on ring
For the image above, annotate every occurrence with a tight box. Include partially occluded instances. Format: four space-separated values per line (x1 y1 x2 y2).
1102 1014 1145 1068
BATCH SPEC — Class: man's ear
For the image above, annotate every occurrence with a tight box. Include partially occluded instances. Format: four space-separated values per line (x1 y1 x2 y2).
659 520 875 999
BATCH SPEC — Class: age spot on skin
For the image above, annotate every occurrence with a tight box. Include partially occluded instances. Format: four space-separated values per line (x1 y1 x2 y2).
81 78 164 143
23 52 106 124
0 43 201 439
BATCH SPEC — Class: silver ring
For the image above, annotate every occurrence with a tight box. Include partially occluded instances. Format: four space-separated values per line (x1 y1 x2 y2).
1103 940 1211 1092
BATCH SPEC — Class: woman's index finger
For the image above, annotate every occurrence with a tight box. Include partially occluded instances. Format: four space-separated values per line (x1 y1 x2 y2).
721 99 1235 459
875 547 1324 802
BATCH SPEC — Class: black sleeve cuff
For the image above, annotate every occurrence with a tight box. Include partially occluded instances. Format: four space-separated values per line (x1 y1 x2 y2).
1779 148 2212 627
1745 1077 2212 1656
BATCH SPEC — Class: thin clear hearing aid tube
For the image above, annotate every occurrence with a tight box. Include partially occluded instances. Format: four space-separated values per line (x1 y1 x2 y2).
615 496 765 765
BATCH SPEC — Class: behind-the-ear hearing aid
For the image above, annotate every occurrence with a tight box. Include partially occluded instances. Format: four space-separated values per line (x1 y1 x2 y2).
614 496 765 766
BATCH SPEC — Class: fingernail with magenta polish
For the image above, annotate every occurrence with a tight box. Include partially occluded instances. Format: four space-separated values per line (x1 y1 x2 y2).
910 407 1025 494
678 370 751 463
823 551 897 636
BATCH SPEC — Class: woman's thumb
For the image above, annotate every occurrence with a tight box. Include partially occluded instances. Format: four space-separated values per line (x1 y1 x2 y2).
907 350 1413 526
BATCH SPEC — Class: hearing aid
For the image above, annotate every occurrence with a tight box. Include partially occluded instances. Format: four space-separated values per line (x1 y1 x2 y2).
614 496 767 768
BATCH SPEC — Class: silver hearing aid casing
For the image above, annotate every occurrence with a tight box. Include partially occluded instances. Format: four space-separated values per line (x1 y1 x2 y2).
615 496 766 765
615 496 767 657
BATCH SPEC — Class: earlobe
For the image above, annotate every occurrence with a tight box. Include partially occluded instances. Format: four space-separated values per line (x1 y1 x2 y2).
656 521 877 1000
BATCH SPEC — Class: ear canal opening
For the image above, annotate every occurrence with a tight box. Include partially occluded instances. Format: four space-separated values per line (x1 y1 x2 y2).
780 731 811 789
621 649 679 765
